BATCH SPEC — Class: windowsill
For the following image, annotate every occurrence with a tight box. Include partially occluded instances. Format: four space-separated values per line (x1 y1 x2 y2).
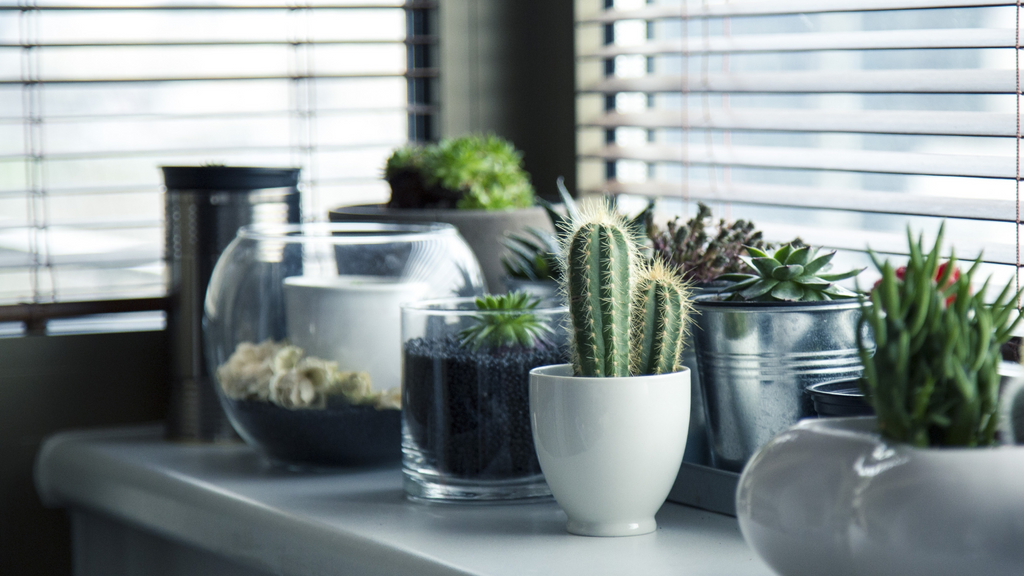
36 426 773 576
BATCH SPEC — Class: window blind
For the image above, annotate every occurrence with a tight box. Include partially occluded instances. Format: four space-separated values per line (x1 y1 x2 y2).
576 0 1021 297
0 0 436 307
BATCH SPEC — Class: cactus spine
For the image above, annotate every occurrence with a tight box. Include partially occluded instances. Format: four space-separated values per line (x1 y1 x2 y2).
565 208 633 377
562 202 692 377
630 260 692 375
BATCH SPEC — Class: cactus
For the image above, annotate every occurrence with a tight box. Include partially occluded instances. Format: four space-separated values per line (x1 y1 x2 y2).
859 224 1024 447
630 260 693 375
561 203 693 377
562 203 637 377
717 243 864 302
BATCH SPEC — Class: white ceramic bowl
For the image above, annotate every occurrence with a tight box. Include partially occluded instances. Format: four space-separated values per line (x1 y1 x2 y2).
529 364 689 537
737 417 1024 576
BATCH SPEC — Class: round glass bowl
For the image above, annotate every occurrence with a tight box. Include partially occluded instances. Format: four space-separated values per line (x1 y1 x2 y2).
204 222 485 466
400 296 568 502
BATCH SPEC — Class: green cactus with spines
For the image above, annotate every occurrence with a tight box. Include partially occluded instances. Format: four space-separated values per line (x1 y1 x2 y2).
859 223 1024 447
563 203 636 377
561 203 694 377
630 259 693 376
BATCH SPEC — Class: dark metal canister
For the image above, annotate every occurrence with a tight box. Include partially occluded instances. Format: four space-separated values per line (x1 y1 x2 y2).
162 166 301 442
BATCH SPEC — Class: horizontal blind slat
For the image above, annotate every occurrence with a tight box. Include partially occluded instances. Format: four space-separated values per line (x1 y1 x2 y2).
581 70 1015 94
754 222 1017 267
584 143 1014 178
592 181 1016 222
0 37 437 48
583 110 1016 137
2 2 435 10
579 0 1012 23
0 69 437 85
580 29 1015 57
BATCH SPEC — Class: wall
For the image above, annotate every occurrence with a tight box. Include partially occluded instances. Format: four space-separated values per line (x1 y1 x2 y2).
439 0 577 200
0 331 169 575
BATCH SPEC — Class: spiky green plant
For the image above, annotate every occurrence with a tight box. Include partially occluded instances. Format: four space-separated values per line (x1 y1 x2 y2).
647 202 771 285
560 202 693 377
858 224 1024 447
458 292 554 351
717 244 863 302
563 204 635 377
629 260 693 375
501 226 561 282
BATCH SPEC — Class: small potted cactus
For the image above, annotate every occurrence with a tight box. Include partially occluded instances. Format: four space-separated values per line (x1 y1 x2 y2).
528 203 693 537
692 241 867 472
400 292 568 502
736 225 1024 576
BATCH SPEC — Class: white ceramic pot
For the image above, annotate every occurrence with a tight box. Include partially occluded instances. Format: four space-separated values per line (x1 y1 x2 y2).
529 364 690 537
737 417 1024 576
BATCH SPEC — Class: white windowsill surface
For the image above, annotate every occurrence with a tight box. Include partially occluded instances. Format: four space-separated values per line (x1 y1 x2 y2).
35 426 773 576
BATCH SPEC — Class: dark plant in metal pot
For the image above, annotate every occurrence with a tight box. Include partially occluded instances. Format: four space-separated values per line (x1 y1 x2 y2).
647 202 771 286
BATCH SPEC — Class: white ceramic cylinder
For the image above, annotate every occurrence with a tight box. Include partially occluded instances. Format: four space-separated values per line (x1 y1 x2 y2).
283 275 429 391
529 364 690 537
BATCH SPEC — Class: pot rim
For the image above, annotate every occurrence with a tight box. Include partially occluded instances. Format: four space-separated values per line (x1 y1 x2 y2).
793 416 1022 454
329 203 546 216
693 292 861 312
236 221 458 243
529 363 690 382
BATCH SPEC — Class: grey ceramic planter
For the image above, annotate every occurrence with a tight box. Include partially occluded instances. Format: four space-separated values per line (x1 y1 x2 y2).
692 296 868 472
329 204 553 294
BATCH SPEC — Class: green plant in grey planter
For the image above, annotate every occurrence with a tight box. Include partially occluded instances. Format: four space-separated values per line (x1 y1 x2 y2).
692 241 867 472
331 134 553 293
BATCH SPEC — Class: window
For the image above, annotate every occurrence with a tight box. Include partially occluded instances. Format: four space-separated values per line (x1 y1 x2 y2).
577 0 1020 298
1 0 436 312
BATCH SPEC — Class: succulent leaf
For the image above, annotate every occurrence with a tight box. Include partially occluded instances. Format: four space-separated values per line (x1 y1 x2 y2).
771 264 804 281
784 246 812 266
771 281 804 301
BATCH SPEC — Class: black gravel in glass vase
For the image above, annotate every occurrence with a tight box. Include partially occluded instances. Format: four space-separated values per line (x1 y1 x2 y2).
400 294 568 502
404 335 566 478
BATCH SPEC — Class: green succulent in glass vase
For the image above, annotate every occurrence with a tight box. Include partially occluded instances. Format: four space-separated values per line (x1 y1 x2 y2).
458 292 555 351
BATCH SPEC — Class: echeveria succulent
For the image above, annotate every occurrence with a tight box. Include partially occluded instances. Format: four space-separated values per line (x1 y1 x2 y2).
717 244 863 302
458 292 554 351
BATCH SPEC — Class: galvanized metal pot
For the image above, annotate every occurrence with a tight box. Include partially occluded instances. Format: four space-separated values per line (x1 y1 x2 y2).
693 297 868 472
